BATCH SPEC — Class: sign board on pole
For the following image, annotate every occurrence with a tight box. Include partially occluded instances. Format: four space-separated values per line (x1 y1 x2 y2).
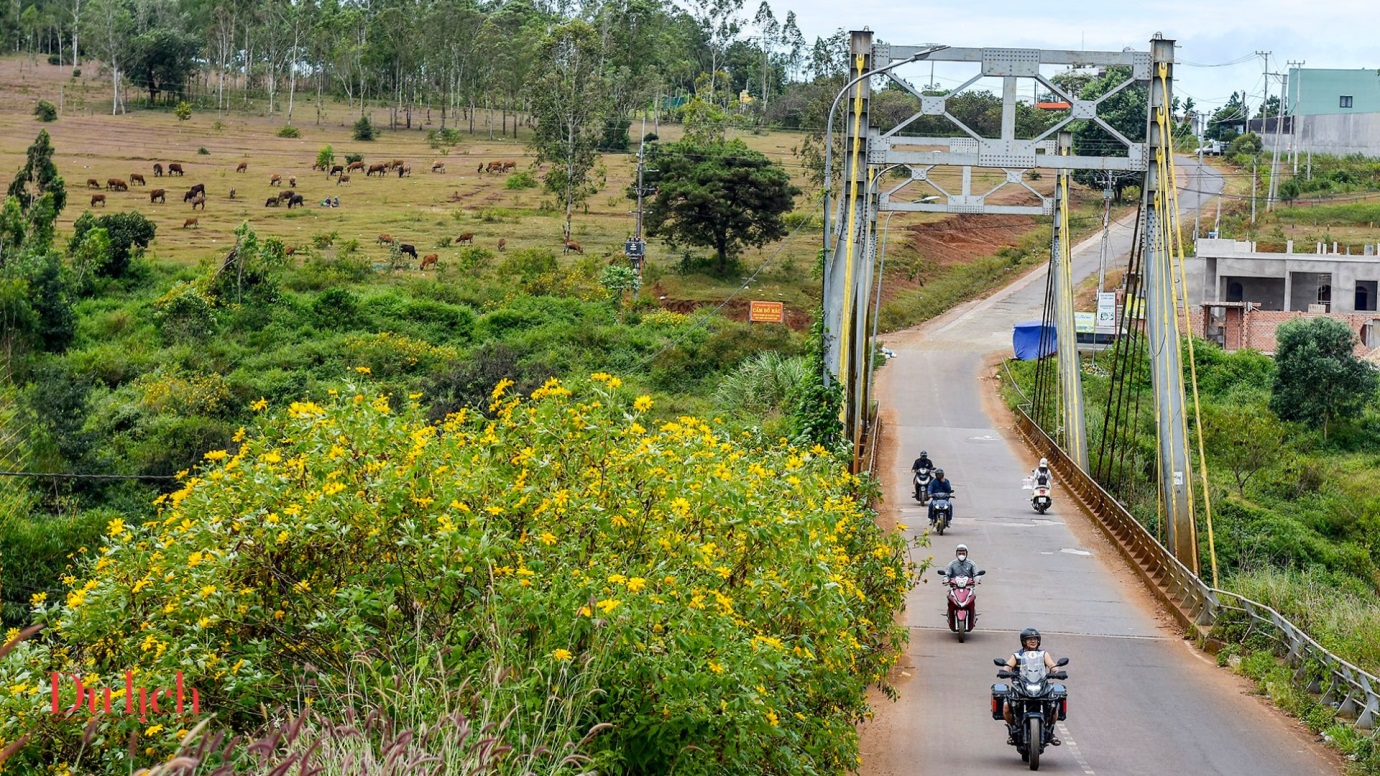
1096 292 1117 329
1074 312 1096 334
749 301 785 323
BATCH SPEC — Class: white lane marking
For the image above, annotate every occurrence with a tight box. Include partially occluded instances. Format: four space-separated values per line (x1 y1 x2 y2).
967 433 1002 442
1057 721 1095 775
1060 548 1093 556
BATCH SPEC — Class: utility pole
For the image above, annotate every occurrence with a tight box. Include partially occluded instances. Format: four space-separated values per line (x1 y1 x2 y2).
625 115 654 281
1193 147 1202 240
1266 64 1287 211
1250 154 1258 230
1097 170 1113 292
1288 60 1305 174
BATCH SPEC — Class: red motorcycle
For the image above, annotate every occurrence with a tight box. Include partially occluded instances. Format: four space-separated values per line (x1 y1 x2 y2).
937 569 985 642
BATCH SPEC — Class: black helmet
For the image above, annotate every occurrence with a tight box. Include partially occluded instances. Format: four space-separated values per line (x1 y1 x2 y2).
920 450 928 457
1019 627 1041 648
935 468 945 477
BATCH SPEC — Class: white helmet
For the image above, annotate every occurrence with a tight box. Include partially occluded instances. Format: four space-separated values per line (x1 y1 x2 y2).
956 544 968 554
1039 457 1049 468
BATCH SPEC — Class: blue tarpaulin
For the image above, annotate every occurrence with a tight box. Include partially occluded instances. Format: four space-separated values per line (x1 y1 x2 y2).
1012 320 1056 360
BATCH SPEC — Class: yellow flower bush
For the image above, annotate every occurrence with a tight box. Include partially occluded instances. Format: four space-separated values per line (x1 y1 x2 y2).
13 377 913 774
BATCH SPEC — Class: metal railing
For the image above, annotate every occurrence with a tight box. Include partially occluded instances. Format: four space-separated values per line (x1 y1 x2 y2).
1013 406 1379 732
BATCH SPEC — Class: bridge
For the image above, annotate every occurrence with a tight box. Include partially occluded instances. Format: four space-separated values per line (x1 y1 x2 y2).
819 30 1376 773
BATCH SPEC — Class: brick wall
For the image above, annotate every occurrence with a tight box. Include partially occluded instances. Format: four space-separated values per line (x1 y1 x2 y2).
1195 306 1377 355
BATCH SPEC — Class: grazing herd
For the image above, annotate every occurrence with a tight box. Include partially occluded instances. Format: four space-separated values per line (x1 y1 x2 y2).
77 153 576 269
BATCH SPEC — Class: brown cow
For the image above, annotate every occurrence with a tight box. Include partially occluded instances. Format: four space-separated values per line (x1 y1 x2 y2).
563 240 583 255
270 174 282 186
289 176 297 188
153 163 164 177
329 165 344 178
183 217 199 229
420 253 439 271
347 160 366 173
168 163 184 176
376 234 395 245
130 173 146 186
106 178 128 191
265 196 280 207
501 160 517 172
454 233 473 245
336 174 350 186
87 178 101 189
189 183 206 197
486 161 504 174
477 163 485 173
497 238 507 252
277 190 295 204
431 160 445 173
367 163 387 176
236 161 248 173
149 188 166 204
90 194 106 207
391 159 404 170
285 245 297 256
190 194 206 210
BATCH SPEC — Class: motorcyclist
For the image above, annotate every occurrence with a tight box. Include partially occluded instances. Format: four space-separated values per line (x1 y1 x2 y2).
927 468 955 525
944 544 979 579
911 450 934 473
1030 457 1053 487
1002 628 1061 746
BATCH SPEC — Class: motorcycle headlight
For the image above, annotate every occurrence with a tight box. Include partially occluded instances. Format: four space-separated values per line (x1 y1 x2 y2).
1026 683 1041 693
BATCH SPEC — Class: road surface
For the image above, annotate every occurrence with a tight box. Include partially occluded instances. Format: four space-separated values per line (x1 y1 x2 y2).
858 161 1341 775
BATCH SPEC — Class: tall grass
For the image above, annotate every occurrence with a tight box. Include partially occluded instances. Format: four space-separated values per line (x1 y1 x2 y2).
1228 567 1380 675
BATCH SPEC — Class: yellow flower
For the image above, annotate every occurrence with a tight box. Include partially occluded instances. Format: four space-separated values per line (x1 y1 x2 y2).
199 585 217 598
251 398 268 412
634 395 653 412
596 598 621 614
552 649 573 661
491 378 515 400
626 577 647 592
765 710 779 727
106 519 126 537
355 366 372 374
277 530 290 544
30 592 47 606
187 552 203 567
709 660 725 674
204 449 229 461
145 724 164 736
321 482 346 496
231 427 246 443
540 532 557 546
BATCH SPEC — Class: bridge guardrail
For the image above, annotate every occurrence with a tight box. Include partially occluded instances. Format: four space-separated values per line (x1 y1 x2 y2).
1012 406 1378 732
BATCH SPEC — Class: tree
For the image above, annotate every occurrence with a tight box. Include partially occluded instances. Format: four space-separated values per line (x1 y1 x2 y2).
1069 66 1147 200
529 21 610 239
643 138 799 274
5 129 67 257
68 211 155 279
1269 317 1379 437
316 145 335 172
1203 401 1285 497
126 26 200 104
1205 91 1248 142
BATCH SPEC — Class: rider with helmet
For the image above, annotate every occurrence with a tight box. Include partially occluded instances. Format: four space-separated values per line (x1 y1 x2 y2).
1031 457 1053 487
1003 628 1061 745
944 544 979 579
911 450 934 473
927 468 955 525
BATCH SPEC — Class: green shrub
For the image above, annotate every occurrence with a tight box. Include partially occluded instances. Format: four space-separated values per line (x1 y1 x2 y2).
454 246 495 273
505 171 537 190
311 288 361 329
197 146 210 155
345 152 363 164
501 248 558 279
152 281 218 343
69 211 156 279
18 381 911 772
33 99 57 122
0 509 112 626
352 116 375 141
276 125 301 138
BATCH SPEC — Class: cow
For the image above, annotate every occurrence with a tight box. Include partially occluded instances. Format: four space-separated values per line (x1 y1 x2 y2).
183 217 199 229
90 194 106 207
87 178 101 189
106 178 128 191
376 234 395 246
485 161 504 174
347 160 366 173
153 163 164 177
454 233 474 245
367 163 387 176
190 194 206 210
477 163 484 173
397 165 412 178
501 160 517 172
420 253 439 271
391 159 404 170
130 173 146 186
265 196 280 207
228 188 237 199
168 163 184 176
270 174 282 186
236 161 248 173
277 190 295 204
284 245 297 256
329 165 344 178
431 160 445 173
497 238 507 252
336 174 350 186
563 240 583 255
286 193 305 209
289 176 297 188
185 183 206 199
149 189 166 204
399 243 418 260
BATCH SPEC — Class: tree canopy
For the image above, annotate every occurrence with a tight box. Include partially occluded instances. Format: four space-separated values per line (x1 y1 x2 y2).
643 138 799 274
1269 317 1379 436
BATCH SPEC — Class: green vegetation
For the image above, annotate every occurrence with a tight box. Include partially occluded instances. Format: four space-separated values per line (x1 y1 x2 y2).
276 124 301 138
32 99 57 121
352 115 376 141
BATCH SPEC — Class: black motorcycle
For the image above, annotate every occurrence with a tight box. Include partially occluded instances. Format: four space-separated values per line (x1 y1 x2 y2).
991 656 1069 771
913 466 933 502
928 491 954 535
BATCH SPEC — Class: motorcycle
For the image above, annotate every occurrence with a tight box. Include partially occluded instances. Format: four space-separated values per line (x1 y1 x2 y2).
913 466 933 502
928 491 955 535
1025 475 1053 514
991 655 1070 771
936 568 985 642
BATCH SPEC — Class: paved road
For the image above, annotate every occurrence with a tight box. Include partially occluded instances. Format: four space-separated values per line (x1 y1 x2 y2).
858 161 1339 775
